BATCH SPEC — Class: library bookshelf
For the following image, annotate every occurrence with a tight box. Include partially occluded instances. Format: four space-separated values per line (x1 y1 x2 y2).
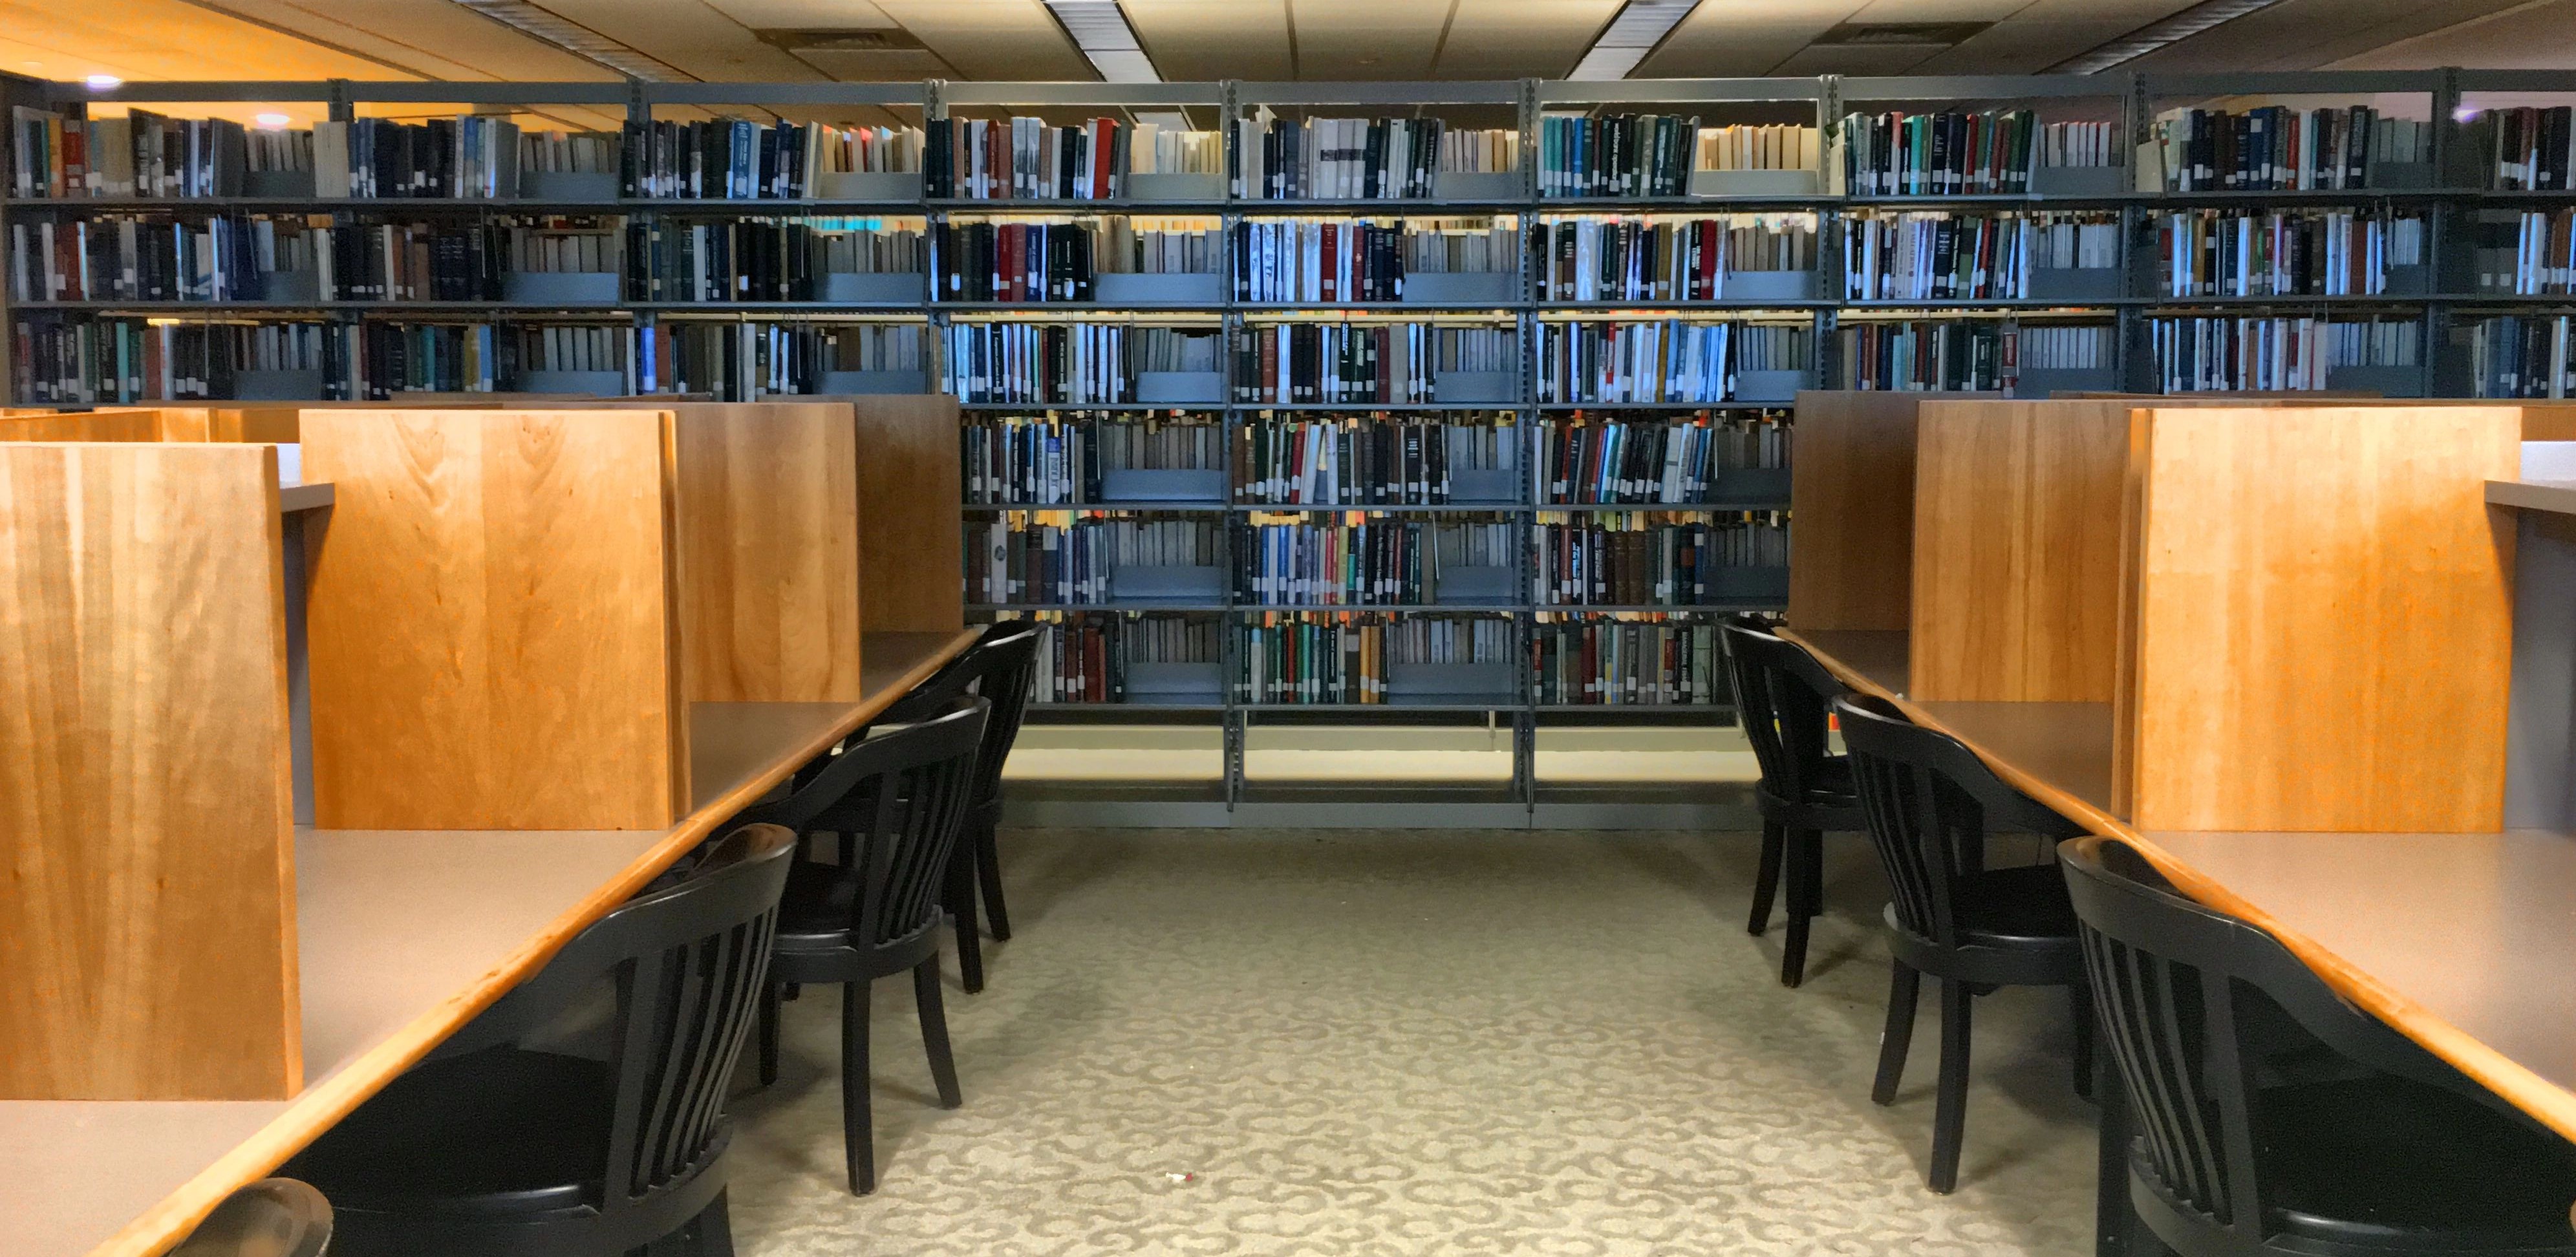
12 69 2576 805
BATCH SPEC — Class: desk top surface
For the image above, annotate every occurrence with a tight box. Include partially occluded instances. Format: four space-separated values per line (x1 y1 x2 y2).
1 629 978 1257
1780 626 2576 1145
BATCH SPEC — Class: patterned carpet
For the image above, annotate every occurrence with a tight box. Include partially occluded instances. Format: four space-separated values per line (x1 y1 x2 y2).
725 829 2098 1256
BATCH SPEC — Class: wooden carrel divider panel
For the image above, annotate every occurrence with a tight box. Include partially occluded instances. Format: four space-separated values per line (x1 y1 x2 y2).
0 442 299 1100
560 401 869 702
1909 399 2132 702
1784 390 1997 633
300 409 691 830
2114 406 2523 832
843 394 965 635
672 403 865 701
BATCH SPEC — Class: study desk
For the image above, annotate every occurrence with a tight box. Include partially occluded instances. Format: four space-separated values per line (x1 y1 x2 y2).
1 629 978 1257
1781 627 2576 1144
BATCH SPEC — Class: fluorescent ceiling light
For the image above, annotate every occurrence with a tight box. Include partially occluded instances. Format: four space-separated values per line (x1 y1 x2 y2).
447 0 692 82
255 112 292 127
83 74 123 90
2048 0 2294 74
1569 0 1703 81
1043 0 1160 83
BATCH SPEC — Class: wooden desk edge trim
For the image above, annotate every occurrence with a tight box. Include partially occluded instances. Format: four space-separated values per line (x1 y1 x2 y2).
91 627 979 1257
1778 625 2576 1147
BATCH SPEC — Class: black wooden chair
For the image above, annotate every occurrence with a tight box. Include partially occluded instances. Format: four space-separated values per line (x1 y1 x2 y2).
1832 693 2092 1194
739 697 989 1194
284 824 797 1256
169 1179 331 1257
870 619 1042 994
1717 614 1865 987
2062 835 2576 1256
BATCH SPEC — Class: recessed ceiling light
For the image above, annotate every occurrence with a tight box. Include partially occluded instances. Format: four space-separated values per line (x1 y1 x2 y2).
1814 22 1992 47
83 74 122 90
1040 0 1160 83
2049 0 2293 74
255 113 292 128
1569 0 1703 82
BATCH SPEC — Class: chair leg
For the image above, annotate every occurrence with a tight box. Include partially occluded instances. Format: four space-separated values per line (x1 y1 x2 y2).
2069 978 2096 1102
914 958 963 1109
1746 820 1785 936
757 980 781 1086
1871 960 1920 1106
1799 829 1826 919
976 817 1011 942
946 848 985 994
841 981 877 1195
693 1188 735 1257
1928 978 1974 1194
1779 830 1819 987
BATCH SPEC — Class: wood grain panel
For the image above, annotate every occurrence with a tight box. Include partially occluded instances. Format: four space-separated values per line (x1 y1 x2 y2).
0 443 297 1101
2121 407 2522 832
1787 391 1992 632
300 409 688 830
63 629 976 1257
1783 625 2576 1147
669 403 864 702
1909 400 2129 702
0 411 166 441
850 394 964 634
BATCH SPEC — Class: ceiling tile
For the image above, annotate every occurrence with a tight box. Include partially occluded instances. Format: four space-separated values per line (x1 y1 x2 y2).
1433 0 1620 80
1284 0 1452 80
2132 0 2549 72
2328 0 2576 69
197 0 616 81
1635 0 1865 78
0 0 400 81
1124 0 1295 81
872 0 1095 80
1766 42 1951 76
698 0 898 28
526 0 826 79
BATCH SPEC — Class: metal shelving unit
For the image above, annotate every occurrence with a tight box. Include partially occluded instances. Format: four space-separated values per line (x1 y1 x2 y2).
15 68 2576 808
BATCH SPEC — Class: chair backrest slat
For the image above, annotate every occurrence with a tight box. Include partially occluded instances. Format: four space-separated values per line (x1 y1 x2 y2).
513 825 795 1214
885 621 1042 807
855 706 987 949
1834 694 2082 949
1717 616 1845 801
2060 835 2551 1245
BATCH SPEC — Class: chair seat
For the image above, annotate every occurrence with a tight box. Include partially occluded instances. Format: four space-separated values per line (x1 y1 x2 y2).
2251 1075 2576 1251
777 859 863 942
771 860 939 980
1953 864 2080 945
1757 754 1863 825
288 1048 611 1214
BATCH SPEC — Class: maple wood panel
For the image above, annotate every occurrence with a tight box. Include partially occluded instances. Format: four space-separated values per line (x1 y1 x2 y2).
1786 391 1975 632
669 403 865 702
1909 400 2130 702
849 394 965 634
0 442 298 1101
0 411 166 441
2118 406 2522 831
32 628 975 1257
299 409 689 830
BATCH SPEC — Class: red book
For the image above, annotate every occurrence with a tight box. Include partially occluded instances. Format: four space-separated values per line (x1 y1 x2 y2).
61 127 87 195
1005 224 1025 303
1092 119 1115 200
1320 222 1337 303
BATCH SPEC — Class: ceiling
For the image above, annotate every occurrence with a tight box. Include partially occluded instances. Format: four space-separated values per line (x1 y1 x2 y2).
5 0 2575 94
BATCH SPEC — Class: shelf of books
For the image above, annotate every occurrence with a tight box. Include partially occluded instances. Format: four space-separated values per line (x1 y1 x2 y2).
16 70 2576 797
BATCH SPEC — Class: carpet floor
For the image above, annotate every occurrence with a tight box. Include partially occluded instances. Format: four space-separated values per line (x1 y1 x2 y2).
727 829 2098 1256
